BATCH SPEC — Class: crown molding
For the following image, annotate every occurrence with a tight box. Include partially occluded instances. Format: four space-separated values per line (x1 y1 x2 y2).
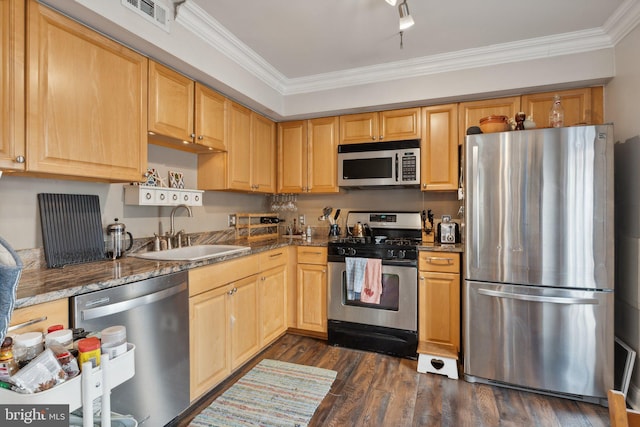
175 0 639 97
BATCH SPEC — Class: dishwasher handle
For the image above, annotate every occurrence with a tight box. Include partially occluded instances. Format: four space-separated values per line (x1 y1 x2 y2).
478 288 599 305
80 282 188 321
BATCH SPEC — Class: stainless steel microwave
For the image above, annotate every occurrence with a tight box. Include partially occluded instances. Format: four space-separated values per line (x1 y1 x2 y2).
338 140 420 188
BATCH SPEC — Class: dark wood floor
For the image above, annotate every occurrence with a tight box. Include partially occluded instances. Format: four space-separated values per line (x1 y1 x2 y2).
173 334 610 427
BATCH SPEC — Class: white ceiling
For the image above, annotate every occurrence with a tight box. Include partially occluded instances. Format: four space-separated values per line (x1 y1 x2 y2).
186 0 628 80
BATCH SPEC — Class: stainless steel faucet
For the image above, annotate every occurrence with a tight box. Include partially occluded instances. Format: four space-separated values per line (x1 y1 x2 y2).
168 204 193 248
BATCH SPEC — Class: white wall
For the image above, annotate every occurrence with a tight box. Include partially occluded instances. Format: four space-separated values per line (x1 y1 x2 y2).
606 23 640 407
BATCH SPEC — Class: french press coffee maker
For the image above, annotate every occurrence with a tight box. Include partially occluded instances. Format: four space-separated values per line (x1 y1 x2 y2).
106 218 133 259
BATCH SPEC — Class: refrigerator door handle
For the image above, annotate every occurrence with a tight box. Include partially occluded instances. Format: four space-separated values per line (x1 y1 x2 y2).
478 288 599 305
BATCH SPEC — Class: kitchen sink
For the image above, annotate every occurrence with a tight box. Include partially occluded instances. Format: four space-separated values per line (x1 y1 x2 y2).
131 244 251 261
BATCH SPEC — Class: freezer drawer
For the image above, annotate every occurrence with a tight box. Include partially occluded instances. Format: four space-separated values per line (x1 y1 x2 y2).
463 280 613 403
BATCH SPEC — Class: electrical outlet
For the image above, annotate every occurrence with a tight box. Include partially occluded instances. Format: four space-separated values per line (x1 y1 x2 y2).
299 214 305 226
228 214 236 227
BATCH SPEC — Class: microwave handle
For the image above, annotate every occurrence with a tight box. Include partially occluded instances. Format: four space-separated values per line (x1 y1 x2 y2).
395 153 399 182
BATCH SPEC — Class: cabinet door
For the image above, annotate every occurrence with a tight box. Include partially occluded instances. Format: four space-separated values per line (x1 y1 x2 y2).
296 263 327 333
521 87 603 128
227 102 252 191
229 275 260 369
458 96 520 146
339 112 378 144
9 299 69 334
418 271 460 354
380 108 421 141
148 61 194 142
308 116 339 193
421 104 458 191
0 0 25 171
252 113 276 193
278 120 307 193
259 265 287 345
195 83 227 151
189 285 230 401
27 1 148 181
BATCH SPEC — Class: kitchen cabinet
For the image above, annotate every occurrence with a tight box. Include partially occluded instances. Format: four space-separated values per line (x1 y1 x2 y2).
258 249 288 345
339 108 421 144
418 251 461 358
198 102 276 193
26 0 148 182
9 298 69 334
520 87 604 128
0 0 25 171
458 96 521 146
296 247 328 334
148 60 228 153
188 254 260 400
421 104 459 191
278 117 339 194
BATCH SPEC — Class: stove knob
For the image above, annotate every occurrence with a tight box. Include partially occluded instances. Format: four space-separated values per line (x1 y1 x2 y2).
347 248 357 256
398 250 406 259
337 247 346 256
386 249 395 258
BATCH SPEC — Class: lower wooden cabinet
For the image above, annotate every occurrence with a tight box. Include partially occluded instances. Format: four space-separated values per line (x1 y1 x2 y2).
296 247 328 333
229 275 260 370
259 265 287 345
9 298 69 334
418 251 461 356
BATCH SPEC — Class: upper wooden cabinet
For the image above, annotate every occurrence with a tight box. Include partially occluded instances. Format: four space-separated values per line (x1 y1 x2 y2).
0 0 25 171
198 102 275 193
26 0 148 182
278 117 339 194
148 61 227 153
520 87 603 128
421 104 459 191
339 108 421 144
458 96 521 146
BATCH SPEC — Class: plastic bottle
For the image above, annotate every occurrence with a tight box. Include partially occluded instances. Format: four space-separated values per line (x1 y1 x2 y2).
13 331 44 368
0 337 18 380
77 337 101 369
45 328 74 350
549 94 564 128
101 325 128 359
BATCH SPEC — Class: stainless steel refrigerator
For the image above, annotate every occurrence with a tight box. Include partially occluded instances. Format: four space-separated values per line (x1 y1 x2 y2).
463 124 614 405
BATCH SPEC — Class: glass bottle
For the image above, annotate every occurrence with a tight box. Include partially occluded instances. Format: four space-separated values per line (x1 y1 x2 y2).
0 337 19 380
549 95 564 128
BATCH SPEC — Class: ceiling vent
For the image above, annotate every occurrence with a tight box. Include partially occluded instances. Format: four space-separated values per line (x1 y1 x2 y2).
121 0 171 33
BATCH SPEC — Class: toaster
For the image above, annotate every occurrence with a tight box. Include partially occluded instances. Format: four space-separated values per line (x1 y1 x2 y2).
437 216 461 244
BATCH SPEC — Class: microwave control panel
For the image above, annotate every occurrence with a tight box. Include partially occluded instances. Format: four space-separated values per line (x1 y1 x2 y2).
401 152 417 181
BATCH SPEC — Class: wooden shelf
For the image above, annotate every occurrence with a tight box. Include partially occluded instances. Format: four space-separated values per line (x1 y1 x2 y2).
235 213 278 241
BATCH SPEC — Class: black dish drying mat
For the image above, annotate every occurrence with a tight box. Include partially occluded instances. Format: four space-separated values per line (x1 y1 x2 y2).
38 193 106 268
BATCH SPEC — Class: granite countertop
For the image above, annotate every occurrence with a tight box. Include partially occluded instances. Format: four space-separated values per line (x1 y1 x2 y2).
15 234 462 309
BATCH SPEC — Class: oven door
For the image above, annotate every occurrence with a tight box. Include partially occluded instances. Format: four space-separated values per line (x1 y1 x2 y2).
327 261 418 331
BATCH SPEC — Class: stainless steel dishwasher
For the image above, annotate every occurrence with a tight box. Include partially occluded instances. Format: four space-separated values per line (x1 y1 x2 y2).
72 271 190 426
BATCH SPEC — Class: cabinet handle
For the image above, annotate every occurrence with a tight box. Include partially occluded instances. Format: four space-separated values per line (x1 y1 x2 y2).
419 276 425 281
379 135 384 140
15 155 25 164
425 257 454 265
269 252 283 258
372 136 376 140
228 287 238 295
303 251 323 255
197 135 203 140
8 316 47 332
190 133 196 138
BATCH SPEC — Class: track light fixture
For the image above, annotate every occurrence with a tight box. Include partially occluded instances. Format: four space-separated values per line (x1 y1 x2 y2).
398 0 415 30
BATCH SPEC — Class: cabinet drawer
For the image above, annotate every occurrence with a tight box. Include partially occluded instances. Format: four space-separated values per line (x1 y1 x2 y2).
419 251 460 273
259 248 287 271
297 247 327 265
189 254 259 296
10 299 69 334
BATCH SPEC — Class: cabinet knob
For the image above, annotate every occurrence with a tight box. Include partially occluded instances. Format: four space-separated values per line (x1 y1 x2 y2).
379 136 384 140
190 133 196 138
197 135 204 140
372 136 377 140
423 183 427 188
15 155 25 164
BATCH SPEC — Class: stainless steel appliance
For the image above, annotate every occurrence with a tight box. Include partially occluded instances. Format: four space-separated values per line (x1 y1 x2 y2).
338 140 420 188
327 211 422 358
72 271 190 425
463 124 614 405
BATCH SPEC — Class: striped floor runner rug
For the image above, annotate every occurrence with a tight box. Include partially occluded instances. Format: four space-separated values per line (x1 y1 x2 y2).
189 359 337 427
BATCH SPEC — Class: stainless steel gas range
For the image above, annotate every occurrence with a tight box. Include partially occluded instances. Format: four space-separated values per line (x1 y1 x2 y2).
327 211 422 359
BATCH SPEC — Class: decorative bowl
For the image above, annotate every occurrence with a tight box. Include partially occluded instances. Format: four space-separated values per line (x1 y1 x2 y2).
479 115 510 133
